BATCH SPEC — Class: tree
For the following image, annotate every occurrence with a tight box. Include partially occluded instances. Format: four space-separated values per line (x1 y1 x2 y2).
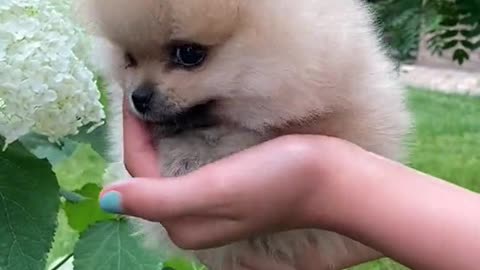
369 0 480 65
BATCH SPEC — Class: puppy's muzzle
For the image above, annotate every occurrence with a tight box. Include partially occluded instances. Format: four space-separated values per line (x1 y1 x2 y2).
130 83 217 133
130 83 178 118
131 84 154 114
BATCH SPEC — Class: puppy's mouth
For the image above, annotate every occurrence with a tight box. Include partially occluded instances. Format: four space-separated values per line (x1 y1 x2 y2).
145 100 219 136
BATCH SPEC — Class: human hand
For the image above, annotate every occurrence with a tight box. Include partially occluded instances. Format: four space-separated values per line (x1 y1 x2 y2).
99 101 381 268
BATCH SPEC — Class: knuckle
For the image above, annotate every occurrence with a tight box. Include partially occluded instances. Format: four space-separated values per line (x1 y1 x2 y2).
277 135 316 162
274 135 342 178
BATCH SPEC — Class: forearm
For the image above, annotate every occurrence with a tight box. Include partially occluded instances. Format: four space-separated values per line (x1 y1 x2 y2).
318 151 480 269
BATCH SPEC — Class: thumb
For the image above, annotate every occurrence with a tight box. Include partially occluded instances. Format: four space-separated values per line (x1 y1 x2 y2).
98 177 218 222
122 99 160 178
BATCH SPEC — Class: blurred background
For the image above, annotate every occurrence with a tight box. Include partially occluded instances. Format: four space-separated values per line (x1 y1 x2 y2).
369 0 479 93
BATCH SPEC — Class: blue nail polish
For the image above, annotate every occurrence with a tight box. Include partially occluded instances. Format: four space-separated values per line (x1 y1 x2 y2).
99 191 123 214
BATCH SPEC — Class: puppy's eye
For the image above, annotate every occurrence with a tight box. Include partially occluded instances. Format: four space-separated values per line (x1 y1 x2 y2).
170 43 207 68
124 52 138 69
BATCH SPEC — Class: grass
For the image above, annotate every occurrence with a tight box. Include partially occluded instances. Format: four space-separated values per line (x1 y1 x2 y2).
350 88 480 270
407 89 480 192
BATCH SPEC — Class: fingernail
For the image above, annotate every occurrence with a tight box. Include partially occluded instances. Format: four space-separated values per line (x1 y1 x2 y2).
99 191 124 214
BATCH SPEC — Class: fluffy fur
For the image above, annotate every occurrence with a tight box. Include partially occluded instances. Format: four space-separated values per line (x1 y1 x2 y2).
76 0 411 269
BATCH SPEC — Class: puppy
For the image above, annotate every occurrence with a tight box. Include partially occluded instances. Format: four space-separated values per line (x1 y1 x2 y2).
77 0 411 269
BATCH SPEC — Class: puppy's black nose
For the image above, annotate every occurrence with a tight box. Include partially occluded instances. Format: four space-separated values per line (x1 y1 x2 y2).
131 85 154 114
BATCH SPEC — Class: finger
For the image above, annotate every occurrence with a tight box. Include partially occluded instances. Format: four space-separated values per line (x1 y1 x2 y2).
122 99 160 178
103 136 312 221
108 137 293 219
99 177 223 221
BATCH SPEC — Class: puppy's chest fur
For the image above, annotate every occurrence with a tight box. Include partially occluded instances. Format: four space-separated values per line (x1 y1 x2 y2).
155 126 265 177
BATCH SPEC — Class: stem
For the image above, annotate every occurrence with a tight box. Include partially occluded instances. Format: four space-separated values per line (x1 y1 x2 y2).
50 253 73 270
60 189 86 203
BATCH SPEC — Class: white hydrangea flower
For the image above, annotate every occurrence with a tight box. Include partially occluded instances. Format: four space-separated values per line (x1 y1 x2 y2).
0 0 105 146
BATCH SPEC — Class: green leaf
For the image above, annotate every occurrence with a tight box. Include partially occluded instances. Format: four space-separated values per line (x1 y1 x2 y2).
63 184 116 233
462 26 480 39
73 220 162 270
452 48 470 65
0 139 60 270
163 258 193 270
46 209 79 268
163 257 204 270
53 143 106 191
67 124 109 162
461 40 476 50
442 39 458 50
473 40 480 50
19 133 78 166
439 29 458 39
439 16 458 27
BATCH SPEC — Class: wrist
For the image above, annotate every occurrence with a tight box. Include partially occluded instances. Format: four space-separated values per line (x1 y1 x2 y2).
297 137 385 266
303 138 381 231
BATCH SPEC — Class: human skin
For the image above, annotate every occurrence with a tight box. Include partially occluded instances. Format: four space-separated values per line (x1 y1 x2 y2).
100 104 480 270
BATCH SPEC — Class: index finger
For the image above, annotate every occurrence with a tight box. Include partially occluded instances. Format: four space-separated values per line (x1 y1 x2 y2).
123 99 161 178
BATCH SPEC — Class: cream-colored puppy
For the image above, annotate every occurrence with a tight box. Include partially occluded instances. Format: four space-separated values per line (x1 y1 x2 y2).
77 0 411 269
